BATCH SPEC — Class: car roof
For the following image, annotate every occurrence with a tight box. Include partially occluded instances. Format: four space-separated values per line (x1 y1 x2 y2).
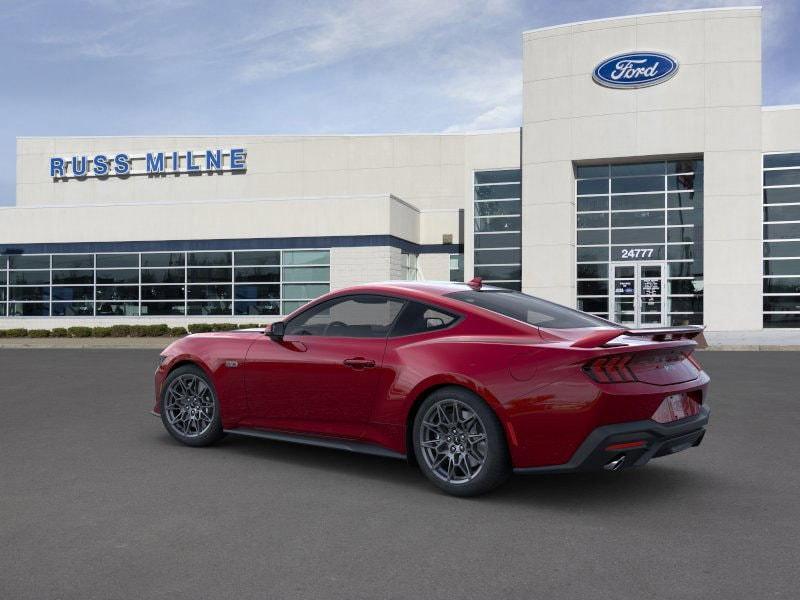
333 280 508 298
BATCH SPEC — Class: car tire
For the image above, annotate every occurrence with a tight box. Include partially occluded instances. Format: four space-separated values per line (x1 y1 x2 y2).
160 364 225 447
413 386 510 496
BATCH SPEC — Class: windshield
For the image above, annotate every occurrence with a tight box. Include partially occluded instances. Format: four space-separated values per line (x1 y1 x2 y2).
446 289 614 329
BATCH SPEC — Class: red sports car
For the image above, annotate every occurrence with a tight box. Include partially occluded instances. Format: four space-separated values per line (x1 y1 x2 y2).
153 280 709 496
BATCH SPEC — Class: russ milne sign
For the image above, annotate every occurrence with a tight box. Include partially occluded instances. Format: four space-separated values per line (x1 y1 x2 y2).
49 148 247 179
593 52 678 89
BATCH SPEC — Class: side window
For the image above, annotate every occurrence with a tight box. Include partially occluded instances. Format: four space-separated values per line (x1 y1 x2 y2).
390 301 459 337
284 295 405 338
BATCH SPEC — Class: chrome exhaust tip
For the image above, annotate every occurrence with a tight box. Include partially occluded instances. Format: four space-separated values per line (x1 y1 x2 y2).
604 455 626 471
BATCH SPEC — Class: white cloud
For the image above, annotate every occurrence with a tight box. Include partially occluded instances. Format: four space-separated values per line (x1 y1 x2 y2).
443 103 521 132
235 0 488 82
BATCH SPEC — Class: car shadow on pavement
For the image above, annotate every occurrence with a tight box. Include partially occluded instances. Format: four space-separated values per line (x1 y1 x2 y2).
151 428 722 506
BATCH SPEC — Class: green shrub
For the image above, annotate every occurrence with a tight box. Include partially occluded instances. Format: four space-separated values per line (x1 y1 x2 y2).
168 327 187 337
51 328 69 338
0 330 6 338
28 329 51 338
109 324 131 337
91 327 113 338
211 323 237 332
67 326 92 338
187 323 214 334
128 325 148 337
146 324 169 337
5 328 28 338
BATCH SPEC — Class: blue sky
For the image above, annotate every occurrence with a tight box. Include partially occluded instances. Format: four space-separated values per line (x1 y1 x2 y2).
1 0 798 206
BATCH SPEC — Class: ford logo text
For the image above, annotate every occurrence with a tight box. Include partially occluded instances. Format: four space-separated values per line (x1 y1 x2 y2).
593 52 678 89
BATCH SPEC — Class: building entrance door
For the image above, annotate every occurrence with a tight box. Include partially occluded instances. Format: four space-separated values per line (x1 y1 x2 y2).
610 262 666 327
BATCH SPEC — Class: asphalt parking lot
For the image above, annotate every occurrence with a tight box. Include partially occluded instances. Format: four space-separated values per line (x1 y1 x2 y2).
0 349 798 599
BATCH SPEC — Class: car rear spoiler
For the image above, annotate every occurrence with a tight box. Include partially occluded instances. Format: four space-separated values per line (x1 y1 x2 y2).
571 326 707 349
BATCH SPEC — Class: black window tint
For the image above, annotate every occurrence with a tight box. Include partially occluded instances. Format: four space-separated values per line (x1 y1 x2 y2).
611 228 664 244
141 268 183 284
577 179 607 195
285 295 405 338
611 211 664 228
97 269 139 284
9 255 49 269
577 263 608 279
765 205 800 222
667 174 698 191
97 254 138 268
10 271 49 285
96 286 139 301
764 259 800 276
764 169 800 187
577 247 608 262
764 241 800 258
52 270 93 285
610 162 664 177
142 285 185 300
575 164 608 178
578 297 608 313
446 290 611 329
474 184 521 200
474 265 521 280
611 176 663 194
141 253 184 268
577 212 608 228
577 196 608 212
577 230 608 245
764 153 800 168
763 188 800 204
188 252 231 266
187 268 231 283
52 286 93 301
612 194 664 210
474 169 520 184
234 251 279 266
474 233 521 249
52 254 93 269
390 302 458 337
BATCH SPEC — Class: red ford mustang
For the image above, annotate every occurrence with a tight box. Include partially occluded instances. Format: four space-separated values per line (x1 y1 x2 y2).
153 280 709 496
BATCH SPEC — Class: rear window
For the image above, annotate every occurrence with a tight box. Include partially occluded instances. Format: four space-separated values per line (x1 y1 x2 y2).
446 290 612 329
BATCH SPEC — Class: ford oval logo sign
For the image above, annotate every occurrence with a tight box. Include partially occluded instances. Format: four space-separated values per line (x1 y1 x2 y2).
593 52 678 89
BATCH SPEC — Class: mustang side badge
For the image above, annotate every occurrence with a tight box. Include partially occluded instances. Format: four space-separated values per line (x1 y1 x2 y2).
225 360 239 368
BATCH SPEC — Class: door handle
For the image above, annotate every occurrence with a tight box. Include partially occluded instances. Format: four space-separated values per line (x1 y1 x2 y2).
343 357 376 370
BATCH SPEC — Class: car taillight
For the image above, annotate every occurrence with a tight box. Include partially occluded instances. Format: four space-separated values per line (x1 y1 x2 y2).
583 354 636 383
652 393 701 423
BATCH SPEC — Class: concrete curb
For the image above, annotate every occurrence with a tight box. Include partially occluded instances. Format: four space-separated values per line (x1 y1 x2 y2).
0 338 181 349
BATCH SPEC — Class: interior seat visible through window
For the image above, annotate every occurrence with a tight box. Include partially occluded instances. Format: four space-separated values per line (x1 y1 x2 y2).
284 295 405 338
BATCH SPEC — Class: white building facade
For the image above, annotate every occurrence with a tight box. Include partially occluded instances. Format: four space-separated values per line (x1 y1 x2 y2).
3 7 799 332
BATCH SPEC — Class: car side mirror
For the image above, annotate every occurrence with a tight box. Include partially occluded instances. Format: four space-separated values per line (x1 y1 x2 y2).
426 317 444 329
267 321 285 340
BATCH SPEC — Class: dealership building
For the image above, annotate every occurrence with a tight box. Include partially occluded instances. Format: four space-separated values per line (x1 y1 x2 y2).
2 6 800 334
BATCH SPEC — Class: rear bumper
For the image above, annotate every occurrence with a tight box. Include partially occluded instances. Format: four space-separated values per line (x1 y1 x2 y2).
514 405 709 474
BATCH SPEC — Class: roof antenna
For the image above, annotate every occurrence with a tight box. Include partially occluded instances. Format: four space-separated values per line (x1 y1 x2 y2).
467 277 482 290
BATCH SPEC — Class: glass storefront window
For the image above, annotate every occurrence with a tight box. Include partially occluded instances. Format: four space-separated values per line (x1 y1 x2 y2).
474 169 522 290
575 159 704 325
449 254 464 282
763 153 800 328
0 249 331 318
